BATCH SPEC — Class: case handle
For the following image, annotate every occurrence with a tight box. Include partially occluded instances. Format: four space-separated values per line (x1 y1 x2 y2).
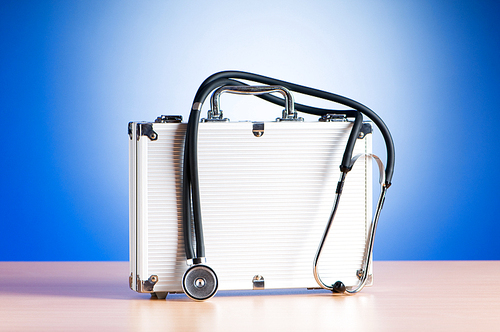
207 85 298 121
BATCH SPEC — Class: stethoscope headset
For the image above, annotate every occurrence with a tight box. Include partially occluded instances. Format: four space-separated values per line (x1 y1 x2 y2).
181 71 395 301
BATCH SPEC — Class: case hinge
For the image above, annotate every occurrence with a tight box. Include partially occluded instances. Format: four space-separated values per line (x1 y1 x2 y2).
358 123 373 139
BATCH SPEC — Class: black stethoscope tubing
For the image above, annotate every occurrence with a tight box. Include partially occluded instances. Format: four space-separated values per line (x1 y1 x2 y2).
182 71 394 265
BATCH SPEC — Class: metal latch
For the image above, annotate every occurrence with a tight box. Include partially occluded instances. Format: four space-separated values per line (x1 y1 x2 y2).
318 115 373 139
155 115 182 123
319 114 347 122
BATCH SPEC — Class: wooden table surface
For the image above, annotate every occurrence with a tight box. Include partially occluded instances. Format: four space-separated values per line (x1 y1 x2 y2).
1 261 499 331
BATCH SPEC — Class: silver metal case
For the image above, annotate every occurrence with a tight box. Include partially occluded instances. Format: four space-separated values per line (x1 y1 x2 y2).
129 119 373 295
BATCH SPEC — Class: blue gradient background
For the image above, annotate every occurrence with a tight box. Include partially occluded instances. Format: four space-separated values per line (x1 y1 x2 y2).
1 0 499 261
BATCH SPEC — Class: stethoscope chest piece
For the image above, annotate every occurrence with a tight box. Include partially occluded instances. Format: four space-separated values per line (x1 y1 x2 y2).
182 264 218 301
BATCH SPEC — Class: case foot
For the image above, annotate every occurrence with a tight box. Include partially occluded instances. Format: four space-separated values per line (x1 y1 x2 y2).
150 292 168 300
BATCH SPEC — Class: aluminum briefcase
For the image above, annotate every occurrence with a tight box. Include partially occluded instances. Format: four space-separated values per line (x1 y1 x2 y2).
129 72 394 300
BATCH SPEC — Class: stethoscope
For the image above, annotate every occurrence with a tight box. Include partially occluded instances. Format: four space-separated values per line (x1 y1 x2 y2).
181 71 395 301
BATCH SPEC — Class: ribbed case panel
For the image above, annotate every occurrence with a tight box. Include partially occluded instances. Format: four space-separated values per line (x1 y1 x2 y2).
132 121 372 293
